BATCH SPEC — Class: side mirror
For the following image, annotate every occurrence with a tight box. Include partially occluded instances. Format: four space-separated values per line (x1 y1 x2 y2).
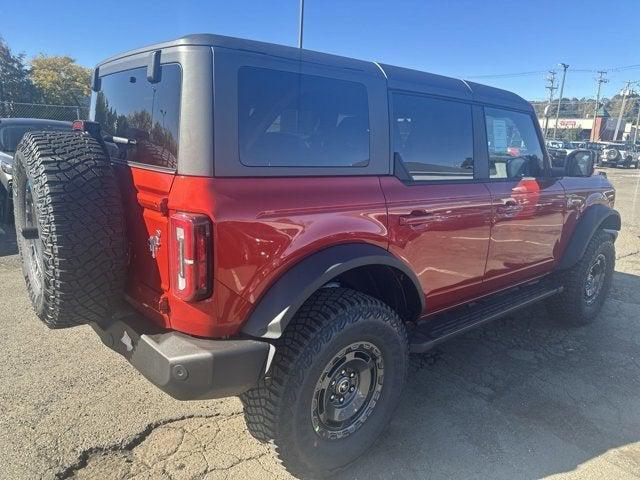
565 149 594 177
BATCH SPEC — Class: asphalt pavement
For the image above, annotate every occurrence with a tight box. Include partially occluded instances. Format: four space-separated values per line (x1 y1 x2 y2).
0 167 639 480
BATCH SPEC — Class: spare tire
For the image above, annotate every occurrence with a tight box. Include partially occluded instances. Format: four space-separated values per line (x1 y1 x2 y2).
12 131 126 328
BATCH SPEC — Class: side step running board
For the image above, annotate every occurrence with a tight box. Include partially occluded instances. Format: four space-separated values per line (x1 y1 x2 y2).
410 279 563 353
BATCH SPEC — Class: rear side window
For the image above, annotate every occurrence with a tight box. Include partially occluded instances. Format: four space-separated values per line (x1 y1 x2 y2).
392 93 474 181
92 64 182 169
484 108 544 179
238 66 370 167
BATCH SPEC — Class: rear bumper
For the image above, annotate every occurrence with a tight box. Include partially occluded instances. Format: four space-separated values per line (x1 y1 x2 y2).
91 312 271 400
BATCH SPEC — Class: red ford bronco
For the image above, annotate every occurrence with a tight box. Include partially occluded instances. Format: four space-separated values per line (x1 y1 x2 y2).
13 34 620 476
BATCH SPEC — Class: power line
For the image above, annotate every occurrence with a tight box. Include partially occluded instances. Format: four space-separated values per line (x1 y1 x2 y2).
465 63 640 80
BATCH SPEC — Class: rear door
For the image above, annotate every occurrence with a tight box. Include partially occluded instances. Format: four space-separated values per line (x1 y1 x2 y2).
382 93 493 313
92 62 182 323
481 107 565 290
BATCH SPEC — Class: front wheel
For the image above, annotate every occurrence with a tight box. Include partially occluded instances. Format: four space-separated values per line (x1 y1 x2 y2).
241 288 408 477
546 231 615 326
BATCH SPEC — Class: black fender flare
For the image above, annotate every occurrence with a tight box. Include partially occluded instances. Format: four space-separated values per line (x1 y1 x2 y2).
240 243 424 339
558 204 620 270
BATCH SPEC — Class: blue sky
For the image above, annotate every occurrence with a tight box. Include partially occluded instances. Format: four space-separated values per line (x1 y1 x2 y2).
1 0 639 100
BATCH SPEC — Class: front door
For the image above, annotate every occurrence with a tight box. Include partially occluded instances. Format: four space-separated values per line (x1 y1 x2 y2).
481 107 565 291
383 93 493 313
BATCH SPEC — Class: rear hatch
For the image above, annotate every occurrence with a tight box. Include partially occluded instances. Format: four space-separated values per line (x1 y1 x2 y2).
91 63 182 325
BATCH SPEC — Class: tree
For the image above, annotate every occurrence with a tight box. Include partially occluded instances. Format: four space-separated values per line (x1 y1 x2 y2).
0 36 37 105
30 55 91 106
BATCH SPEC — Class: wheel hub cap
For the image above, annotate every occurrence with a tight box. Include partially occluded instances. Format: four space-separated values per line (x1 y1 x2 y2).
311 341 384 440
584 253 606 305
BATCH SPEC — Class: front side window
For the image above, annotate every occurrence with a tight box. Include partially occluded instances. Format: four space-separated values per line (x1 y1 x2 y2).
92 64 182 169
238 66 370 167
392 93 474 181
485 108 544 179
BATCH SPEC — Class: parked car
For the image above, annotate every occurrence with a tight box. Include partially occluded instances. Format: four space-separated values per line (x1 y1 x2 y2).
601 142 639 168
12 34 620 477
0 118 73 222
545 140 580 167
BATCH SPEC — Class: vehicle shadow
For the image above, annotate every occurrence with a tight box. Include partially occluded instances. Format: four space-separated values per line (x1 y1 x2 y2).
0 223 18 257
338 271 640 480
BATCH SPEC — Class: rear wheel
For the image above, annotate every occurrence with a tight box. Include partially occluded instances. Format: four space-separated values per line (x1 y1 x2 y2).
241 288 408 477
546 231 615 326
0 185 10 224
13 131 126 328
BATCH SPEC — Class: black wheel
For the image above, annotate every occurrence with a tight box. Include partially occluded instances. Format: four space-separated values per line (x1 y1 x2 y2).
546 230 615 326
241 288 408 477
12 131 126 328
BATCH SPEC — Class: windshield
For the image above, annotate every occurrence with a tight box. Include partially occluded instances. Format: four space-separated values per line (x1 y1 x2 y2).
0 124 70 153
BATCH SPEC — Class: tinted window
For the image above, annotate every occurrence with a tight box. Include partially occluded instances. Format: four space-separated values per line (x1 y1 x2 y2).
238 67 369 167
0 123 70 153
92 64 181 169
392 94 474 181
485 108 544 179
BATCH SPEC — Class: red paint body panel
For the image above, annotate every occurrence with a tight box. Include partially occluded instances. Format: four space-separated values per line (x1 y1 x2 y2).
113 164 175 330
555 175 615 262
115 161 615 339
483 178 566 290
381 177 492 312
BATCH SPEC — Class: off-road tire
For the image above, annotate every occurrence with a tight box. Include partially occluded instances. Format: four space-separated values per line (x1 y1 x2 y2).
12 131 126 328
546 230 615 326
241 288 408 477
0 185 10 224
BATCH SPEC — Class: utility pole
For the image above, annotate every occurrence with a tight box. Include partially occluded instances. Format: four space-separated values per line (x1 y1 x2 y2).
553 63 570 139
543 70 557 137
592 70 608 141
298 0 305 49
613 81 633 141
634 97 640 144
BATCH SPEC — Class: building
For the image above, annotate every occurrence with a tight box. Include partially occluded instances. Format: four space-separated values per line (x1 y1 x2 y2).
538 107 633 141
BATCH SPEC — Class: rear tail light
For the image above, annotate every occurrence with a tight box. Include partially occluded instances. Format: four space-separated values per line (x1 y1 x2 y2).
169 213 212 301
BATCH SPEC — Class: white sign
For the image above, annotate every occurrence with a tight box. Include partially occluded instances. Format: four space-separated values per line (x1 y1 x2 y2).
493 120 508 151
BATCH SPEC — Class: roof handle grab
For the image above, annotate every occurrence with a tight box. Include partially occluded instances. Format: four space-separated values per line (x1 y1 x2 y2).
147 50 162 83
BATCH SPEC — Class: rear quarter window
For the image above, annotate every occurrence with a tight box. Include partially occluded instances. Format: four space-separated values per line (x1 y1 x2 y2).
237 66 370 168
92 64 182 169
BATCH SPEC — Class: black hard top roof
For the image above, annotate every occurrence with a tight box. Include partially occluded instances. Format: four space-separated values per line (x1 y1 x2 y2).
98 33 532 112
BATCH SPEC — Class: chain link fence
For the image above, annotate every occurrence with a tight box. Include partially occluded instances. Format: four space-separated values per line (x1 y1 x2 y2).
0 101 89 122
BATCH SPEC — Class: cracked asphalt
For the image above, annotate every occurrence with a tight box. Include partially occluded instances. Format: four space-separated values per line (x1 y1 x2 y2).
1 167 639 480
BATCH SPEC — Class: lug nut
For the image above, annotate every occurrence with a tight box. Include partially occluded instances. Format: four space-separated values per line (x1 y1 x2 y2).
339 397 344 403
331 380 336 386
350 386 355 392
341 370 346 375
349 372 355 378
330 394 335 400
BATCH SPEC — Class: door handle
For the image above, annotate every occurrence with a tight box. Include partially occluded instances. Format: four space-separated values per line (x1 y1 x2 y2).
495 198 522 216
399 210 434 226
498 198 518 208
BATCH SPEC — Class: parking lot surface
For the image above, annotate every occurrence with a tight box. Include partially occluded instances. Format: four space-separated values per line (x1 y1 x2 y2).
1 167 639 480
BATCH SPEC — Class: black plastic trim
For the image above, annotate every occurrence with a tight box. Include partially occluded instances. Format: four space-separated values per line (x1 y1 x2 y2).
241 243 425 338
147 50 162 83
411 278 562 353
558 204 621 270
92 311 271 400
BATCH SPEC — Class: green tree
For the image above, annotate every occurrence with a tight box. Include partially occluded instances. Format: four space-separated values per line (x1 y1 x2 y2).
30 55 91 106
0 36 37 105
